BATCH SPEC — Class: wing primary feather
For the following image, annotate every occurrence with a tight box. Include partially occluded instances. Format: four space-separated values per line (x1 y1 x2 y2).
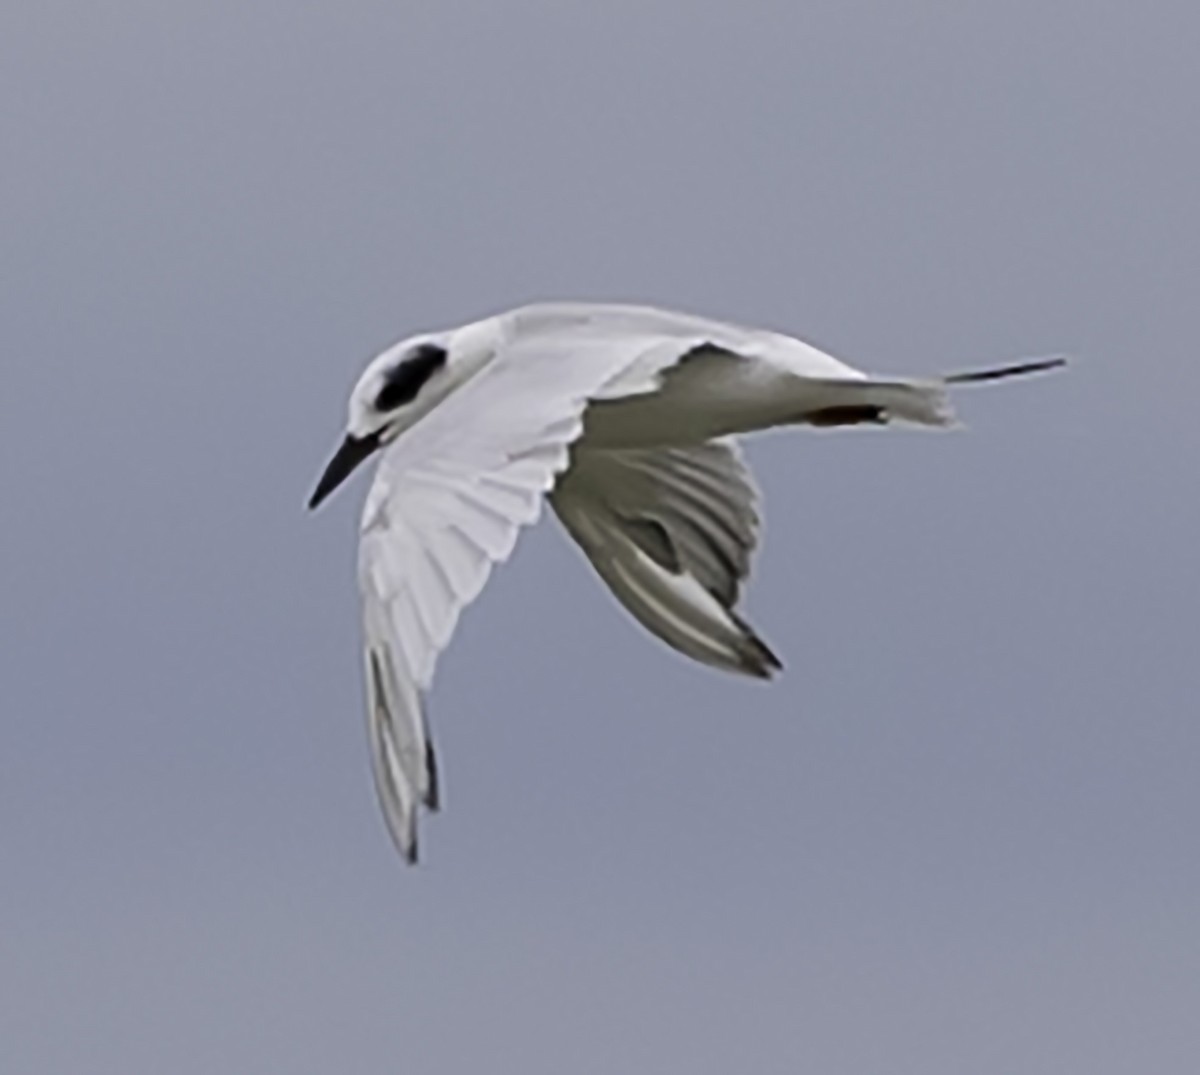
367 649 420 863
422 737 440 811
729 611 783 677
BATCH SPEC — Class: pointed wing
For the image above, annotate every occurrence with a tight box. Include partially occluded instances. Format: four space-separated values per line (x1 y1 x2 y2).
550 440 780 678
356 322 704 861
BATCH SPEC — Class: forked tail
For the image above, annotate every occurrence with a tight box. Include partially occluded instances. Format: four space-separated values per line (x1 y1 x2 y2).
804 355 1067 431
943 355 1068 385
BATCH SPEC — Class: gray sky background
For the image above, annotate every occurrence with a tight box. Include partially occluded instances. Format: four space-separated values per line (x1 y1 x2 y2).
2 3 1198 1072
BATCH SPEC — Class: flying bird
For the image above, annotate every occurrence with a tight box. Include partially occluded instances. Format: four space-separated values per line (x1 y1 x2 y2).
308 302 1064 862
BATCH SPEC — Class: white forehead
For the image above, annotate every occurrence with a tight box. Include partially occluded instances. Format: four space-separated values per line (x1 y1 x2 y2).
354 338 410 394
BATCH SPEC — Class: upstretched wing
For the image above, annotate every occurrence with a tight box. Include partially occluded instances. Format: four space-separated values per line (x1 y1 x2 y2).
356 322 712 862
550 439 780 678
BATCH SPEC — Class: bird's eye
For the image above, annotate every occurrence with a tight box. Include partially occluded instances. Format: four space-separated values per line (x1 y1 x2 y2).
376 343 448 412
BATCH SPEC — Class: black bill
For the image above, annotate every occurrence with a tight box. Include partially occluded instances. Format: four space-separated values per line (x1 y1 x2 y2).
308 432 381 509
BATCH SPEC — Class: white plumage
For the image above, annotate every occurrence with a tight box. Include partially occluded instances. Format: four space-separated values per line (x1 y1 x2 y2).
309 302 1064 862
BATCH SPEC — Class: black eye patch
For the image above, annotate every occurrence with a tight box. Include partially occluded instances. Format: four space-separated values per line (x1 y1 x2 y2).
375 343 448 411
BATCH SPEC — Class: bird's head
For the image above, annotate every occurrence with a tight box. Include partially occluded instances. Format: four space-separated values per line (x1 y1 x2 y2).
308 335 452 510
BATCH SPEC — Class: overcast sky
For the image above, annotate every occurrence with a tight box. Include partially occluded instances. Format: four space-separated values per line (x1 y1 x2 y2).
3 3 1198 1072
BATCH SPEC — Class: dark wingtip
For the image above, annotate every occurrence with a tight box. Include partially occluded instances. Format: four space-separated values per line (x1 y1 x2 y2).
730 612 783 679
422 739 441 812
751 639 784 679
